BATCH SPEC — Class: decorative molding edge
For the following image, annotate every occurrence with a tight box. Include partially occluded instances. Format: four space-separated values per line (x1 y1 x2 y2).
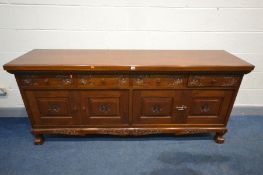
0 106 262 117
96 128 164 136
32 128 225 136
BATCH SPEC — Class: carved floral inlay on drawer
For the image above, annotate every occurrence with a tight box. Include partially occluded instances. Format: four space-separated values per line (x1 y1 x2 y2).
99 104 111 114
200 103 210 113
188 75 240 87
19 75 74 87
133 75 187 88
48 104 61 113
77 75 129 87
152 104 162 114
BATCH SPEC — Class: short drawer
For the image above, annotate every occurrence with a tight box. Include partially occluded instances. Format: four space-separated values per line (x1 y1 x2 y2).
18 75 75 88
132 75 187 88
188 75 241 87
77 75 129 88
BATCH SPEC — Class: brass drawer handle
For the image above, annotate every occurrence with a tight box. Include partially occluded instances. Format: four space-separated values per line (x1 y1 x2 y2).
176 105 187 111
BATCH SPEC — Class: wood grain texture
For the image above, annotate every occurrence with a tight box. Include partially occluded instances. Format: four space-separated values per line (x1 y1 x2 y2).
4 49 254 73
3 50 254 144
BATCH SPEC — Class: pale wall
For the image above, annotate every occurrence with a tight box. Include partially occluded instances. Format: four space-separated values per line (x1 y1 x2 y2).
0 0 263 107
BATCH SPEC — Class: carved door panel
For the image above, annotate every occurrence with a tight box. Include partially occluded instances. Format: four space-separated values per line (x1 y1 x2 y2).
186 90 234 124
24 90 80 125
132 90 190 124
80 91 129 125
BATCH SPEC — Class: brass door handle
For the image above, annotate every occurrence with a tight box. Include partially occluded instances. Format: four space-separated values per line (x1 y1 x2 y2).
176 105 187 111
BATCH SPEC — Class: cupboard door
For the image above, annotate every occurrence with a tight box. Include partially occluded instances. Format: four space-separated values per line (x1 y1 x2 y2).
186 90 234 124
24 90 80 125
133 90 188 124
80 91 129 125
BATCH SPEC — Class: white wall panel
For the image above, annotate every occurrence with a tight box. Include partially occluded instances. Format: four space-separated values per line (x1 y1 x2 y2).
0 52 23 89
1 5 262 32
0 0 7 4
1 30 263 53
0 89 23 107
240 72 263 89
235 89 263 106
127 8 263 32
6 0 263 8
234 54 263 72
0 5 129 30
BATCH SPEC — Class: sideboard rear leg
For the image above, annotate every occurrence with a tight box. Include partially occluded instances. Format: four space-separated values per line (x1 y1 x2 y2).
214 131 227 144
34 134 44 145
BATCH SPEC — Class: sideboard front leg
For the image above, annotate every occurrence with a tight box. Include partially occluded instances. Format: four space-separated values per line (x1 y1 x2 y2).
214 131 226 144
34 134 44 145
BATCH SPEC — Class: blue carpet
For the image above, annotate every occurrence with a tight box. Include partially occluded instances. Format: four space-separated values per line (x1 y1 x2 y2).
0 116 263 175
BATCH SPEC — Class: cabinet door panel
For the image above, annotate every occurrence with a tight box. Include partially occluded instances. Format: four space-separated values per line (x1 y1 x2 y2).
80 91 129 125
24 90 80 125
133 90 188 124
186 90 234 124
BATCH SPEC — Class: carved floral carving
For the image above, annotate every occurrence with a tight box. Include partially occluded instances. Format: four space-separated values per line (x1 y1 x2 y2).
43 129 164 136
174 78 183 85
48 129 84 135
177 129 212 135
62 78 72 85
201 104 210 113
189 76 239 87
188 76 202 86
118 77 128 85
222 77 239 86
48 104 61 113
135 76 144 85
22 78 33 86
97 129 164 136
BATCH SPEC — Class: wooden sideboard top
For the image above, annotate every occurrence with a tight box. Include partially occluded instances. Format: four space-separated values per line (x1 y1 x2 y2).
4 49 254 73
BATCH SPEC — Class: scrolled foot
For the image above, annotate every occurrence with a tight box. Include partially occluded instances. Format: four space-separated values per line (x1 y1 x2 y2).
214 131 226 144
34 134 44 145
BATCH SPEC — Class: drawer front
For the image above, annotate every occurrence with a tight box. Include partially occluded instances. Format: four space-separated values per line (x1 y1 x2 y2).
188 75 241 87
24 90 80 125
80 90 129 125
77 75 129 88
132 75 187 88
18 75 75 88
186 90 234 124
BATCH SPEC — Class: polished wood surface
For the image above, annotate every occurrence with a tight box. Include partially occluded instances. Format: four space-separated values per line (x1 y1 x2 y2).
4 49 254 72
3 50 254 144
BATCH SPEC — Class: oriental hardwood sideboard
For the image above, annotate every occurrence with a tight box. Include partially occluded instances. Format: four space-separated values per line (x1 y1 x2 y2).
3 50 254 144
